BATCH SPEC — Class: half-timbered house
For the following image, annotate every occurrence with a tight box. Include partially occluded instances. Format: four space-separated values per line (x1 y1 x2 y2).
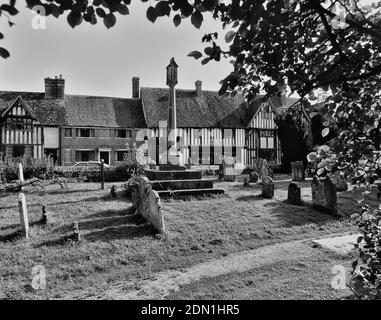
0 61 298 168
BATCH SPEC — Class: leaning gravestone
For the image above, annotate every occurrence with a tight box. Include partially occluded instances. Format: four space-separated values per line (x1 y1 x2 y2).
145 190 166 235
287 182 302 205
330 172 348 192
311 175 340 216
262 176 274 199
131 176 166 236
291 161 305 182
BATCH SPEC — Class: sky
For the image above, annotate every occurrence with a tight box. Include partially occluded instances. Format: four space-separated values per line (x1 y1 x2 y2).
0 2 232 98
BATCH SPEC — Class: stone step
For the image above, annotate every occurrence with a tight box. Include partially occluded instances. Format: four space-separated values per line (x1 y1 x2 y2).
157 188 225 198
151 179 215 191
145 169 202 181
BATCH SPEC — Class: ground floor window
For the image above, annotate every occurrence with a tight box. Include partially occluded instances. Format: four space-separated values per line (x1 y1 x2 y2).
75 150 96 162
115 150 129 162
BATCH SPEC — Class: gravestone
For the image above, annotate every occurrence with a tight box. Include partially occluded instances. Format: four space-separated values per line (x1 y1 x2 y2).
376 180 381 200
249 171 259 183
219 157 236 182
291 161 305 182
311 175 339 216
252 158 273 179
311 176 326 208
145 190 166 235
17 163 29 238
131 177 166 235
330 172 348 192
262 176 274 199
110 185 117 199
324 176 338 216
243 177 249 187
287 182 302 205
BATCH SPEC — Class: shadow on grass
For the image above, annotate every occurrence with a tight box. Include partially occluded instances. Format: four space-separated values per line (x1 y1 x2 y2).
44 188 98 196
0 194 121 210
0 230 23 242
39 208 155 247
266 199 348 228
235 194 264 202
0 218 47 237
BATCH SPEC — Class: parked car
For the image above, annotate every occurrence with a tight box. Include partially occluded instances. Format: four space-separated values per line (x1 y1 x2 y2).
71 161 111 170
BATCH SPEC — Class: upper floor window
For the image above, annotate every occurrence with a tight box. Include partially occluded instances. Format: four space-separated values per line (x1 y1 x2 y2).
97 129 112 138
64 128 72 137
75 128 95 138
114 129 132 139
6 118 32 131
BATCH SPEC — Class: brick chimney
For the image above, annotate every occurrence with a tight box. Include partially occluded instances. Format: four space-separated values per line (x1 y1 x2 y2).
56 74 65 99
44 77 54 99
195 80 202 97
44 75 65 99
132 77 140 99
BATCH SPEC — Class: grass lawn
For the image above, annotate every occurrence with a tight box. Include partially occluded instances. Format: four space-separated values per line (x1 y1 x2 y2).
0 176 377 299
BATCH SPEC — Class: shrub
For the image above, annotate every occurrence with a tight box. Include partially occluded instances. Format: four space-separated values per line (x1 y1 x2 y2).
0 156 56 183
351 202 381 300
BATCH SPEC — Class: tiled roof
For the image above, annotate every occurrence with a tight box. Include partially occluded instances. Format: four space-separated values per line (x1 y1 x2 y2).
140 87 249 128
0 89 300 129
0 91 147 128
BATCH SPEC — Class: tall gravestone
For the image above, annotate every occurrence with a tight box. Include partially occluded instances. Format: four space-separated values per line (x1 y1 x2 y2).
291 161 305 182
219 156 235 182
324 176 339 216
287 182 302 205
262 176 274 199
311 175 339 216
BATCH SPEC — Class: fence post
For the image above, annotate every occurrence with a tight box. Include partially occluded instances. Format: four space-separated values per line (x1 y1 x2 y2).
18 163 29 238
101 159 105 190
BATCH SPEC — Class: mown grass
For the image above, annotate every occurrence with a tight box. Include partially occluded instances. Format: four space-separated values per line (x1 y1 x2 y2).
0 177 376 299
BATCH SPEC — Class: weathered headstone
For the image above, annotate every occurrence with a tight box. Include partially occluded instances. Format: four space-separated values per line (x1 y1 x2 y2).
110 185 117 199
41 205 48 224
17 163 29 238
324 176 338 216
311 176 326 208
311 175 339 216
249 171 259 183
252 158 273 179
291 161 305 182
72 221 81 242
376 180 381 200
262 176 274 199
287 182 302 205
18 193 29 237
145 190 166 235
219 157 236 182
330 172 348 192
131 177 166 236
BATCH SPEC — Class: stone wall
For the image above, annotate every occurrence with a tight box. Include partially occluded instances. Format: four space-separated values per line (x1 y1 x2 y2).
131 176 166 235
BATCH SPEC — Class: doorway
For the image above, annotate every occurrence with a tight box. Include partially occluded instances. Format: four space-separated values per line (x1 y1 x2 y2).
99 151 110 165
